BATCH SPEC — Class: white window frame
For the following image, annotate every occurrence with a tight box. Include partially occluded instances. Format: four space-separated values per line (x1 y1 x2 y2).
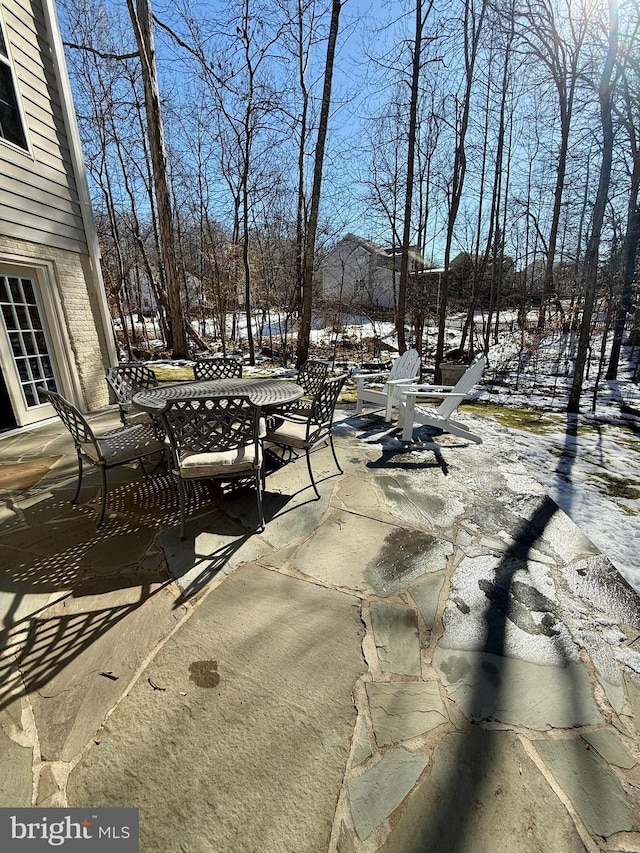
0 5 30 153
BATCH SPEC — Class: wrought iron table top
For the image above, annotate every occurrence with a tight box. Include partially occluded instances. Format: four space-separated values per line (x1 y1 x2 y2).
132 377 304 414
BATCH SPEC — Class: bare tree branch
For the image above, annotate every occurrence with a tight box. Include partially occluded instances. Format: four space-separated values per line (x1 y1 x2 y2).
63 41 138 61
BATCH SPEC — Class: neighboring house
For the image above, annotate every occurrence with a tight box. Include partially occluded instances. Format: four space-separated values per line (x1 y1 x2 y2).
320 233 426 311
120 268 161 319
0 0 116 433
447 251 516 306
120 268 203 319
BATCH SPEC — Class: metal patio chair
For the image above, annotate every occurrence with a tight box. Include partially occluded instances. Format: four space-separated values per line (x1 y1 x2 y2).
105 363 159 424
284 359 330 416
39 388 167 525
265 374 347 499
193 358 243 381
162 395 264 539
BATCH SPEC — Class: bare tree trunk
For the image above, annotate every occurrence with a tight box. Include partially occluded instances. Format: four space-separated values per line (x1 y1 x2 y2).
517 0 587 332
483 13 513 355
127 0 188 357
606 70 640 379
294 0 311 325
297 0 344 367
568 0 617 412
240 0 256 366
460 65 491 356
607 189 640 378
398 0 432 355
434 0 487 381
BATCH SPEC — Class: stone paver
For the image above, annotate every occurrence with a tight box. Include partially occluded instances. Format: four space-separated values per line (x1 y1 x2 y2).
369 600 421 675
347 748 428 841
433 646 604 729
67 564 365 853
376 728 589 853
28 582 185 765
366 681 447 746
367 530 452 596
533 738 637 838
0 712 32 807
1 405 640 853
290 508 394 594
409 571 446 630
582 727 637 769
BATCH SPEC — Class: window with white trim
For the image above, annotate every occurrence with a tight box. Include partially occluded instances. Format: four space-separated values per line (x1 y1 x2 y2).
0 272 58 408
0 14 28 150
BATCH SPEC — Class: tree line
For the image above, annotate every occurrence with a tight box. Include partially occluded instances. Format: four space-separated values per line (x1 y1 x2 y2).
59 0 640 410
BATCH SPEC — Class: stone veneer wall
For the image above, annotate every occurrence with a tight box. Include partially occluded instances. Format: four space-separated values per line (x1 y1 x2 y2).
0 235 112 412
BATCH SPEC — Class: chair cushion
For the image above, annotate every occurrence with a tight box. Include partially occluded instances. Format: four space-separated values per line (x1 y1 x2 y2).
266 419 312 449
178 443 262 478
227 418 266 437
84 423 166 465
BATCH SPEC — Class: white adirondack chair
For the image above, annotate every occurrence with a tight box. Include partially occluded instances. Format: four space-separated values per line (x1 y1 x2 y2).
397 355 487 443
354 348 422 421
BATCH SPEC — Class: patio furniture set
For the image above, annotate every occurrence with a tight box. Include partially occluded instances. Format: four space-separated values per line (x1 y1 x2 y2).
39 358 347 536
38 351 486 534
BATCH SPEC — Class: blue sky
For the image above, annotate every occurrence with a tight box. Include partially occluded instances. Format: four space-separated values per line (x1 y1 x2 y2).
59 0 623 271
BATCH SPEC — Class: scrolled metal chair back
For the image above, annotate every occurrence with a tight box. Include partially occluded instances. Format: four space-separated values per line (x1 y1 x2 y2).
310 374 347 430
106 364 158 400
39 387 95 448
162 395 259 456
193 358 243 381
106 364 158 422
298 360 329 398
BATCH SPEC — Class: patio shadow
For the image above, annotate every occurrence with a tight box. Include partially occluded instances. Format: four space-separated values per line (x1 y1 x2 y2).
380 496 616 851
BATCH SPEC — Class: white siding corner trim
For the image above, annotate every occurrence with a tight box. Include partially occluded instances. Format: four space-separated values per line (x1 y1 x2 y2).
40 0 117 368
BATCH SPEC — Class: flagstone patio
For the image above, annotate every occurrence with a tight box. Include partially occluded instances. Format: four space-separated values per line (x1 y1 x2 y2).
1 403 640 852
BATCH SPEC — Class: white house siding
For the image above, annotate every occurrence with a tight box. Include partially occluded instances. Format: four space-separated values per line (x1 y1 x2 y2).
321 235 395 311
0 0 115 424
372 266 395 310
1 0 86 253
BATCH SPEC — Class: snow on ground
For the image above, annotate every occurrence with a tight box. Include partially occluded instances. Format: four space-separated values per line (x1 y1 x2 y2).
125 310 640 593
505 419 640 594
328 312 640 594
474 349 640 594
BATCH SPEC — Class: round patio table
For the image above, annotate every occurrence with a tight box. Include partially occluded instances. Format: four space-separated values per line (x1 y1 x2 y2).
132 376 304 414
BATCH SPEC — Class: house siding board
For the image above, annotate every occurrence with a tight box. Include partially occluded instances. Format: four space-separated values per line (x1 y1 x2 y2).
3 153 84 220
373 268 394 308
12 57 66 130
16 137 77 182
0 212 86 254
3 169 80 218
10 40 67 129
3 0 46 33
5 3 68 145
1 0 86 253
0 0 114 420
10 128 77 178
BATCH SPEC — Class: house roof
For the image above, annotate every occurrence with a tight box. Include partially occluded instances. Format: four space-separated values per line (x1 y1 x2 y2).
341 233 389 257
340 233 426 264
